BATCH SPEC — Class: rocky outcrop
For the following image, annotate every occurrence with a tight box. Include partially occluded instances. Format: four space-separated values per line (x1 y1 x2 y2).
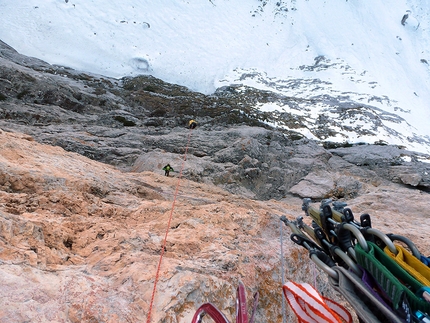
0 130 319 322
1 40 430 202
2 127 430 322
2 41 430 322
329 145 430 188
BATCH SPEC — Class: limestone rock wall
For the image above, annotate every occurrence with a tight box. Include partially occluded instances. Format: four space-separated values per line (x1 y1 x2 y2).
1 40 430 323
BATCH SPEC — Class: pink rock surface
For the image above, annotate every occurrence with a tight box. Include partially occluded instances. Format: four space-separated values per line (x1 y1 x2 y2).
0 130 429 322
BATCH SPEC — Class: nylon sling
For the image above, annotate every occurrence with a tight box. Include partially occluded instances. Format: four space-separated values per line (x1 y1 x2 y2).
355 241 430 315
384 244 430 286
328 266 405 323
283 281 352 323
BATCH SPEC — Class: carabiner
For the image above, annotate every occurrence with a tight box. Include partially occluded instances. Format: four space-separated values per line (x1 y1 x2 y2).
330 245 363 277
364 228 398 255
310 250 339 280
341 223 369 255
386 233 421 259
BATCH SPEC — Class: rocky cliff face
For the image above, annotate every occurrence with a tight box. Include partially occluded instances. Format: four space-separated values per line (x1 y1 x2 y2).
0 130 316 322
2 40 430 200
1 41 430 322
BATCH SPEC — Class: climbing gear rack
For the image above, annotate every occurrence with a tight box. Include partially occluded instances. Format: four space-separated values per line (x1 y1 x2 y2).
281 198 430 323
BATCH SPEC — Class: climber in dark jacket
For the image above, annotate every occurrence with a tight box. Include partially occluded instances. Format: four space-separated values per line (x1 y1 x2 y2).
162 164 174 176
188 119 197 129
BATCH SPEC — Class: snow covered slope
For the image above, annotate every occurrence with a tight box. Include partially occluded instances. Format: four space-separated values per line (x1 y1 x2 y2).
1 0 430 152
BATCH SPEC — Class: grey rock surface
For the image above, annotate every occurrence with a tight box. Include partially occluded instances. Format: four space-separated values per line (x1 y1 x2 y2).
1 40 430 201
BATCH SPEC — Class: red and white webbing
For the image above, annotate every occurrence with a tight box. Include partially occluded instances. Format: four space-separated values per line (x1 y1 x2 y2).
283 281 352 323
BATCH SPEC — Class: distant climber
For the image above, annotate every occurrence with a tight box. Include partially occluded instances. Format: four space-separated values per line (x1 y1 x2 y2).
162 164 174 177
188 119 197 129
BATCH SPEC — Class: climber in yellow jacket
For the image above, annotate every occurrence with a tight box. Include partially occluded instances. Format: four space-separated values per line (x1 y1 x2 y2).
188 119 197 129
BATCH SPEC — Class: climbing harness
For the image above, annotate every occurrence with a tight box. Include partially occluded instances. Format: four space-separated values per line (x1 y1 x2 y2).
282 198 430 323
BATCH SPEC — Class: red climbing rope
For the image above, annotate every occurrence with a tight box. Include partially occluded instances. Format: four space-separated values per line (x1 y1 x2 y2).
146 127 194 323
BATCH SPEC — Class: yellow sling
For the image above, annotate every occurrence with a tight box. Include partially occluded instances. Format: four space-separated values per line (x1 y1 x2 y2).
384 244 430 286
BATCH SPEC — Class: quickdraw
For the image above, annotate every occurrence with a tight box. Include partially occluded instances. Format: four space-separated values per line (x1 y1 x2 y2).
285 198 430 323
191 281 259 323
191 198 430 323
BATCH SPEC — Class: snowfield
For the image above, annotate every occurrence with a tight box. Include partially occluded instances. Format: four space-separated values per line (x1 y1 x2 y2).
1 0 430 152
